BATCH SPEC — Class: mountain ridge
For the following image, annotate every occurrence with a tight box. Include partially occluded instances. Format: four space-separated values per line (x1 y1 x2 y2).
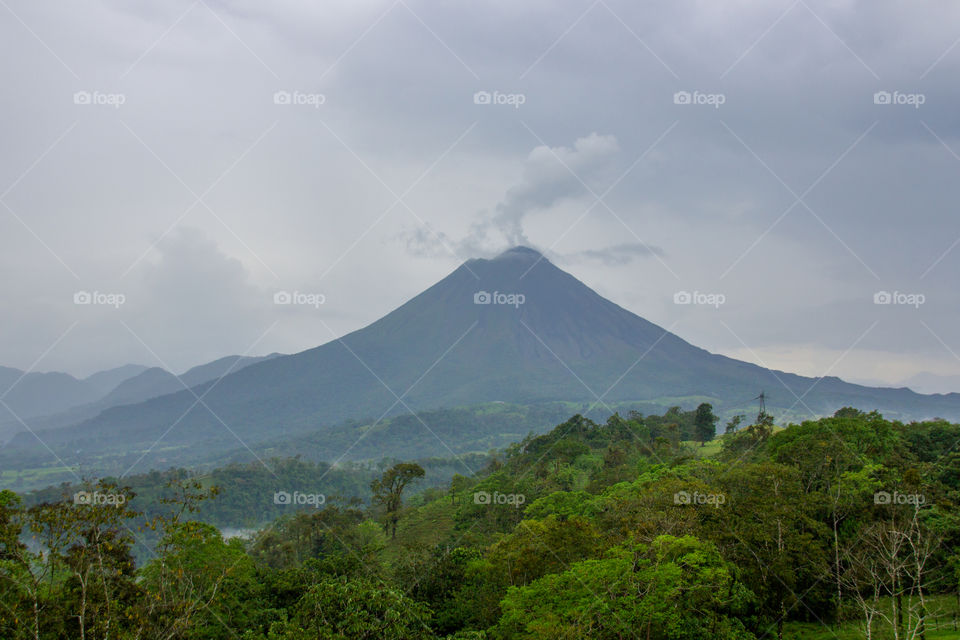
4 246 959 474
0 355 283 444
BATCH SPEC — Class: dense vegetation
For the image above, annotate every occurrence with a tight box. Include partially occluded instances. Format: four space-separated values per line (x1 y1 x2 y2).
3 406 960 639
1 402 665 492
21 455 488 532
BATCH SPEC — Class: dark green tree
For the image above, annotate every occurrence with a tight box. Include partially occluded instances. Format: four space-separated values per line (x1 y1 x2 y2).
266 575 433 639
724 414 744 434
694 403 718 446
371 463 425 539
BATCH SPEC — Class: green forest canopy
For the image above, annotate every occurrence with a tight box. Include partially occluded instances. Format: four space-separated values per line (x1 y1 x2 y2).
3 406 960 639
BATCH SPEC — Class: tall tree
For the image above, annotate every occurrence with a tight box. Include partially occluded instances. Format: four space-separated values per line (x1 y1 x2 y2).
694 403 718 446
371 463 425 539
713 463 828 640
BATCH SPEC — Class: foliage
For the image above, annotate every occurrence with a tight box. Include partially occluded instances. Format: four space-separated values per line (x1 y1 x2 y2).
2 407 960 639
372 463 426 539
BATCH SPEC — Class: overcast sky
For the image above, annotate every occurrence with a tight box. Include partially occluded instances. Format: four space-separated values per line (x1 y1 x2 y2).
1 0 959 392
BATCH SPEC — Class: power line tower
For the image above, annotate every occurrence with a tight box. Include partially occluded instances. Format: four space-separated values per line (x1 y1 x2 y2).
754 391 766 422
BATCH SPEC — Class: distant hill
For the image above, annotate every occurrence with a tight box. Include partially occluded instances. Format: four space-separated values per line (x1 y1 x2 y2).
82 364 151 397
98 354 283 408
0 355 280 444
900 372 960 395
5 246 960 477
0 363 147 444
0 366 102 421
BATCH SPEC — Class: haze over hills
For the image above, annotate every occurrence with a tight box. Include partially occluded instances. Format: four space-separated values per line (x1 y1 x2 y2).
4 246 960 476
0 363 152 437
82 364 152 397
96 353 283 408
0 355 281 444
899 372 960 395
0 363 146 444
848 372 960 395
0 365 134 422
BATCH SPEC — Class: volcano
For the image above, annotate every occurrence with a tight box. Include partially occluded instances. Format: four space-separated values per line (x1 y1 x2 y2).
7 246 960 468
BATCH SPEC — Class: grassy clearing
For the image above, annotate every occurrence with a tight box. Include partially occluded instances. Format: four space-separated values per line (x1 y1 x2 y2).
785 594 960 639
682 437 725 458
0 465 77 490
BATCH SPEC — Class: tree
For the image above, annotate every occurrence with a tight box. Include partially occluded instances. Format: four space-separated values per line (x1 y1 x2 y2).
713 463 829 640
495 535 755 640
694 403 718 446
0 490 35 640
724 415 744 434
841 501 941 640
249 504 369 571
485 515 600 588
822 467 880 624
549 438 590 474
396 545 480 635
765 413 900 623
21 481 144 640
266 575 433 639
371 463 425 539
139 521 259 639
720 413 775 461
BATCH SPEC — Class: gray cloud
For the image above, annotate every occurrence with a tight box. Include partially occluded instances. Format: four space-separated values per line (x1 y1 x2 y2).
401 132 622 258
483 133 620 248
0 0 959 388
562 243 665 266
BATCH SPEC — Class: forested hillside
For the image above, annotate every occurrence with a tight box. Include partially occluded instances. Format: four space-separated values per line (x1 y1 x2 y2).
3 407 960 639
